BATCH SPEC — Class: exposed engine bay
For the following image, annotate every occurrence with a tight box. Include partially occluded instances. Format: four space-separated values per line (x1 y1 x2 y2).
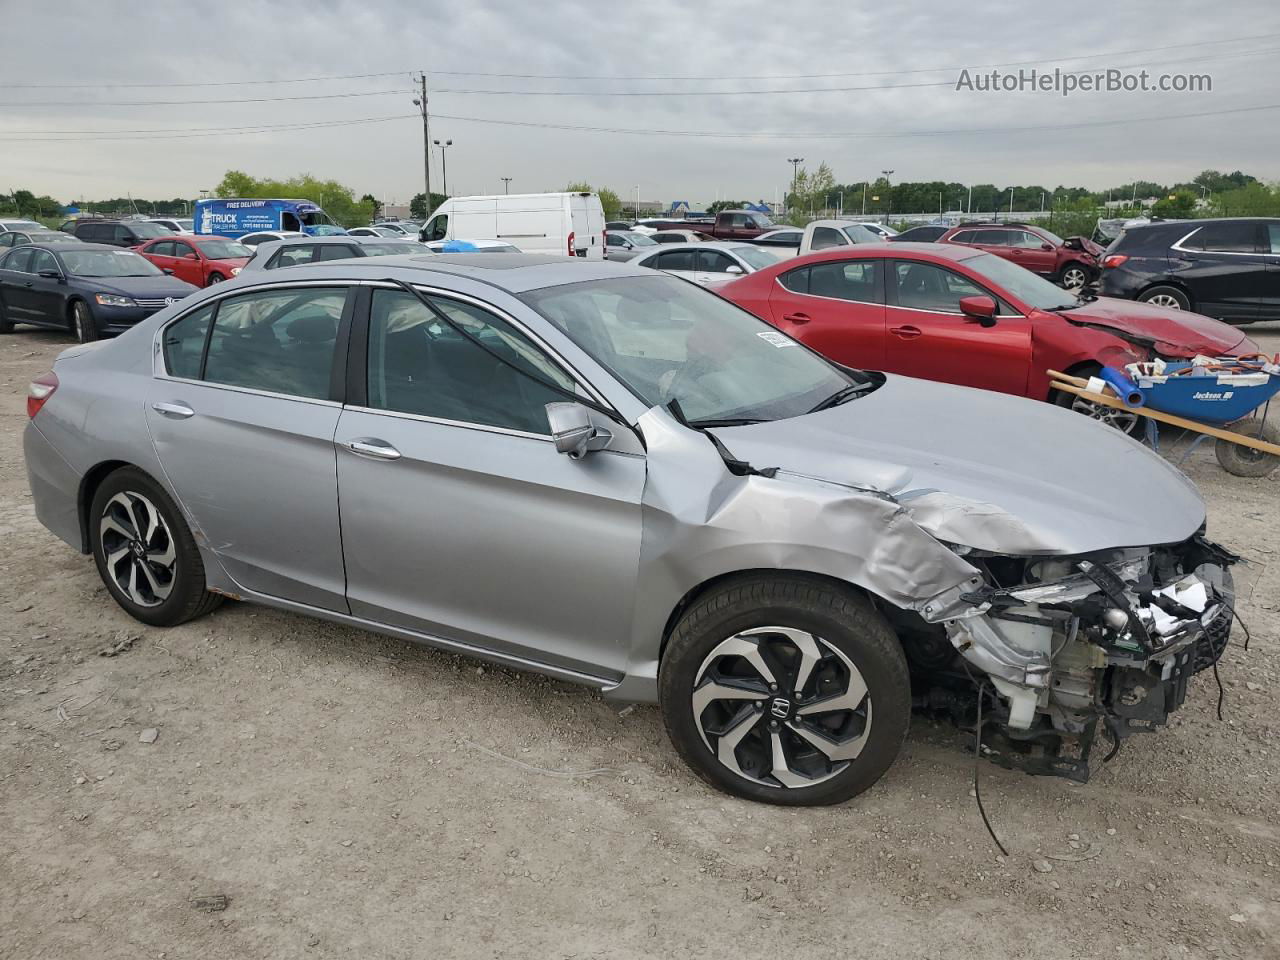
884 534 1237 781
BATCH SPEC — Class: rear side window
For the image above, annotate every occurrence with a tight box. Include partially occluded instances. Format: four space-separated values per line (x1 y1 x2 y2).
151 241 175 257
199 288 347 399
807 261 881 303
779 266 809 293
3 248 34 272
163 304 214 379
1268 224 1280 254
366 289 573 434
315 244 360 261
1184 222 1258 253
810 227 847 251
270 245 317 269
78 223 107 242
973 230 1009 245
656 249 695 271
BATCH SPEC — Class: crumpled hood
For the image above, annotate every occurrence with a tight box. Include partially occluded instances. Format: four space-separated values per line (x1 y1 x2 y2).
1054 296 1247 356
710 375 1205 555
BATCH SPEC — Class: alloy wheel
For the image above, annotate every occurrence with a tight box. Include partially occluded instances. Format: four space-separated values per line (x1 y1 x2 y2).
1069 394 1139 433
1061 267 1087 290
1146 294 1182 309
99 491 177 607
691 626 873 789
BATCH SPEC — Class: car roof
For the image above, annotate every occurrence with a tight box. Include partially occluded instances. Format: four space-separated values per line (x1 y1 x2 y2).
24 242 121 253
250 253 650 293
770 243 984 267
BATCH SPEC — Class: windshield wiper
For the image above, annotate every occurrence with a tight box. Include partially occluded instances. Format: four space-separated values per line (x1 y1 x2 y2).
807 383 867 413
687 417 768 428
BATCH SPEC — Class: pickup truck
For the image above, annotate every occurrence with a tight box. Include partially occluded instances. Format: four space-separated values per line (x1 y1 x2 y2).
634 209 777 241
754 219 884 260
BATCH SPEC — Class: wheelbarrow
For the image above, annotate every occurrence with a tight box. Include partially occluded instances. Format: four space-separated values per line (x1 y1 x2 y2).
1048 361 1280 478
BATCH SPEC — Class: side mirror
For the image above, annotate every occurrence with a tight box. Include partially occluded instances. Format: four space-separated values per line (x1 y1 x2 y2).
162 268 175 275
959 295 998 327
546 402 611 459
725 264 744 275
38 269 62 281
1041 243 1053 251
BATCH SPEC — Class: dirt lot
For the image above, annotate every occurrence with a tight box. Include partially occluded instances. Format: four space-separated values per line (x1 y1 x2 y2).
1 326 1277 960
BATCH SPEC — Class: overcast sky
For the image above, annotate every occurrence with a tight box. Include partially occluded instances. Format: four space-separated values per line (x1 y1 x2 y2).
3 0 1278 208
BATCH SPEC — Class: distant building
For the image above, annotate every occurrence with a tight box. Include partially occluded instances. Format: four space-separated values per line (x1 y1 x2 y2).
378 203 413 220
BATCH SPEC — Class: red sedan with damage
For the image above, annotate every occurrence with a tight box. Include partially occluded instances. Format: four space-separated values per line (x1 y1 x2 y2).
136 235 251 288
716 243 1255 425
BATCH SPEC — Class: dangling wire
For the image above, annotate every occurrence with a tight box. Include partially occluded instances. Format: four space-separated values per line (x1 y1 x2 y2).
1211 658 1226 722
959 661 1009 857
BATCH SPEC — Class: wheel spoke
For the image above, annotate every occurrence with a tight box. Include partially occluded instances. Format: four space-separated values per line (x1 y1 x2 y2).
136 559 174 602
716 708 763 779
788 702 874 762
147 538 175 568
710 632 778 685
100 512 136 542
691 679 767 718
769 730 812 788
797 669 868 716
105 546 131 570
126 562 148 606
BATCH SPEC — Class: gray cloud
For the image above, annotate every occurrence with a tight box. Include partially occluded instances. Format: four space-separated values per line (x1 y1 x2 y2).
2 0 1277 207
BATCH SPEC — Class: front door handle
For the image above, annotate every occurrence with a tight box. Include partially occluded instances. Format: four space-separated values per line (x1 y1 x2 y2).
890 325 923 340
151 401 195 419
782 312 811 325
347 438 401 461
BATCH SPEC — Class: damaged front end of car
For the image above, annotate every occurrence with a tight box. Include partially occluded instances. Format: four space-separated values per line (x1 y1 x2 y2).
899 535 1236 782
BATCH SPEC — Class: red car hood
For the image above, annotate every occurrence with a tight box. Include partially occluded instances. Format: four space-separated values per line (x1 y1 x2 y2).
1049 296 1249 356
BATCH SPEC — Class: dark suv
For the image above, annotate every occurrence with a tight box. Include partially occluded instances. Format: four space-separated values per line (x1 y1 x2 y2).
1099 218 1280 325
71 219 173 249
938 222 1101 290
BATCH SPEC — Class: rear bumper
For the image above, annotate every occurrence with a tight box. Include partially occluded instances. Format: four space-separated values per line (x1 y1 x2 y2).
23 420 84 552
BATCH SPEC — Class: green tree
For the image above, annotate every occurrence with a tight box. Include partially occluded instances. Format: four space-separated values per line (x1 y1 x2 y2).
1151 189 1197 219
564 182 622 219
410 192 449 219
212 170 373 227
1210 181 1280 217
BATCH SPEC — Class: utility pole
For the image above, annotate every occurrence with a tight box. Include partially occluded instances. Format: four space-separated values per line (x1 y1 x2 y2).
434 139 453 196
786 158 804 214
634 184 640 220
861 181 867 215
880 170 893 224
413 73 432 215
501 177 512 195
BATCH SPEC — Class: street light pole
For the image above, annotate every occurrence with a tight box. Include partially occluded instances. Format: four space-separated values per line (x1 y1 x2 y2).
786 157 804 214
634 185 640 220
501 177 512 195
433 139 453 197
880 169 893 224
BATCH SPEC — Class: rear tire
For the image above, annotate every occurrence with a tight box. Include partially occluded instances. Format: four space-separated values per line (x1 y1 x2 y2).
0 295 13 333
659 574 910 806
1214 422 1280 478
89 467 223 627
71 301 97 343
1138 285 1191 311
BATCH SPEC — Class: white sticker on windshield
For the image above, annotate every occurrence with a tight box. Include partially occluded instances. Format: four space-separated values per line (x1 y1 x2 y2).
756 331 797 348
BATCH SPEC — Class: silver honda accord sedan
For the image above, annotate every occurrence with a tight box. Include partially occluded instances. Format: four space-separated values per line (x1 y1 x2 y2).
23 253 1235 804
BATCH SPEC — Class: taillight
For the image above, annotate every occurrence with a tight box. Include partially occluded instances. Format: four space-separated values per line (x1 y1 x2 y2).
27 371 58 419
1102 254 1128 269
567 231 575 256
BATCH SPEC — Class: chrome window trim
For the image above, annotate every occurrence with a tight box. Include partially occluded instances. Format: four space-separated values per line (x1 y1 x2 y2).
1170 226 1264 258
886 302 1025 319
150 372 345 408
343 404 553 441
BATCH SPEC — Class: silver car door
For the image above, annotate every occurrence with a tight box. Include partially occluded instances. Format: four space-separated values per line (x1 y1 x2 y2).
146 283 353 611
334 285 646 680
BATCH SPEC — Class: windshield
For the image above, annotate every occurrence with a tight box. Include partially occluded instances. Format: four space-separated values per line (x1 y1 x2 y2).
197 240 251 259
3 221 43 231
132 222 173 238
729 245 778 270
309 224 347 236
1038 227 1065 246
32 232 76 243
360 242 421 256
61 250 163 277
520 275 852 424
173 219 194 231
624 232 657 246
843 225 881 244
962 252 1078 310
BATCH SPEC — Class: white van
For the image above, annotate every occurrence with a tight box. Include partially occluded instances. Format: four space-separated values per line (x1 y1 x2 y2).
419 192 605 260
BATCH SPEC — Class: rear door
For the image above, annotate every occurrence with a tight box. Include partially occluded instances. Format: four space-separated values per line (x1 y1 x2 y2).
768 258 887 369
569 194 605 260
0 248 38 319
885 258 1030 395
145 284 352 610
1171 221 1264 323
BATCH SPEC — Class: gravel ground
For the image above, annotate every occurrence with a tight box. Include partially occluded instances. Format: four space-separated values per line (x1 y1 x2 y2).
1 325 1277 960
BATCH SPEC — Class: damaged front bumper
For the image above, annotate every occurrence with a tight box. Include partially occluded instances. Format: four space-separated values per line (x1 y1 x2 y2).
919 536 1235 781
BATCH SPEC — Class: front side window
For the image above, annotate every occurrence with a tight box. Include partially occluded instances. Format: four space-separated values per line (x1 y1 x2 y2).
894 261 985 312
202 288 346 400
1268 224 1280 254
130 222 172 239
811 227 847 251
195 240 249 259
521 275 853 425
367 289 573 435
30 250 58 275
1007 231 1046 249
729 245 778 271
424 215 448 241
697 250 737 273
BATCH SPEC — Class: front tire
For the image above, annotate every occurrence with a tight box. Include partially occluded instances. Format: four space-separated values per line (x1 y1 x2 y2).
1053 364 1142 436
89 467 222 627
1058 263 1090 291
71 301 97 343
206 273 225 286
1138 285 1191 311
659 574 910 806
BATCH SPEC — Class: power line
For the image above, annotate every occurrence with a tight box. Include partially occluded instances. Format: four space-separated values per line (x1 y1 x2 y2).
0 31 1275 89
6 102 1279 144
0 88 412 107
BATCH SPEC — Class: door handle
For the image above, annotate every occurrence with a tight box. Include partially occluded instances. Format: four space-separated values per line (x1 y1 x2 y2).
782 312 811 325
23 281 33 287
347 438 401 461
890 325 923 340
151 401 194 419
